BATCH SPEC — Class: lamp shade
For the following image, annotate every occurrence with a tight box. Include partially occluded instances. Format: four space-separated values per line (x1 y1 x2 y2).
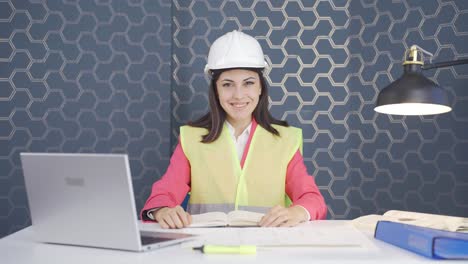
374 64 451 115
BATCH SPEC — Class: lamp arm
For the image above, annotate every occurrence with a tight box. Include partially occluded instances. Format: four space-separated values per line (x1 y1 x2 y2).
422 59 468 70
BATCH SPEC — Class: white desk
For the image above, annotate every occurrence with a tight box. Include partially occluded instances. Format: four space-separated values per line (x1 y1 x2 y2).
0 221 447 263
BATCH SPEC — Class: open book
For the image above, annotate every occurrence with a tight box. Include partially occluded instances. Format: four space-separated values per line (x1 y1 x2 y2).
189 210 264 227
352 210 468 233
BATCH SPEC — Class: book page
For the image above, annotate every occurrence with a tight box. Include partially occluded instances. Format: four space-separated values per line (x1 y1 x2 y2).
384 210 468 232
351 214 387 233
227 210 264 227
352 210 468 233
190 212 228 227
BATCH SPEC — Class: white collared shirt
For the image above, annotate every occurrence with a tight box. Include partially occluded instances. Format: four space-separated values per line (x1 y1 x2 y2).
225 121 251 161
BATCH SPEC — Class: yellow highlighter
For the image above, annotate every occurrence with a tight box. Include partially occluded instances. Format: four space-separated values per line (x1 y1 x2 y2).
193 245 257 254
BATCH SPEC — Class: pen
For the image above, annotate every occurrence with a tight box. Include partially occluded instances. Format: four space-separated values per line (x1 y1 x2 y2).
193 245 257 254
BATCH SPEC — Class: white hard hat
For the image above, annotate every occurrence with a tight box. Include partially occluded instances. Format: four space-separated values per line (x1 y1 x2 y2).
204 30 268 74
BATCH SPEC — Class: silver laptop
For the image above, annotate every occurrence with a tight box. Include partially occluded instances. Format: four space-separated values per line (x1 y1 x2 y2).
20 153 195 252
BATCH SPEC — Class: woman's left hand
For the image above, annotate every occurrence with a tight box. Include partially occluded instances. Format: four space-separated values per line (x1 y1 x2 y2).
259 205 308 227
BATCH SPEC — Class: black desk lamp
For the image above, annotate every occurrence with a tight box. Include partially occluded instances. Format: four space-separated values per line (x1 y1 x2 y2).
374 45 468 115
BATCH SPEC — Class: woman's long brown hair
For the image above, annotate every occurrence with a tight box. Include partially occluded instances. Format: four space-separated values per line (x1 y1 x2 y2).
188 68 288 143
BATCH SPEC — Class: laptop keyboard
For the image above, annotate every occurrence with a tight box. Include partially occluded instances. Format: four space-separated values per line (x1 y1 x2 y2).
140 235 174 245
140 231 195 246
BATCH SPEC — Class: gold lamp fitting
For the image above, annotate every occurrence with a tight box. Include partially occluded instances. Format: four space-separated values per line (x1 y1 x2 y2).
402 45 424 66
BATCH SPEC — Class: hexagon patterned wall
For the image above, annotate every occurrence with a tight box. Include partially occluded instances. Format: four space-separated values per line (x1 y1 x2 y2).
1 0 468 239
0 0 172 238
171 0 468 220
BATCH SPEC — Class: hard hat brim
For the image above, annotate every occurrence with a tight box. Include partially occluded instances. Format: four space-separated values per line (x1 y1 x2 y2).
204 60 268 75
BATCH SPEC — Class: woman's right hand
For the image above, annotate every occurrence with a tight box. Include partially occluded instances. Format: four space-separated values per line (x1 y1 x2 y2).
153 205 192 229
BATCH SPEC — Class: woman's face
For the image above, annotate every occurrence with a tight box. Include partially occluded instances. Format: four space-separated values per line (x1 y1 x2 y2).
216 69 262 125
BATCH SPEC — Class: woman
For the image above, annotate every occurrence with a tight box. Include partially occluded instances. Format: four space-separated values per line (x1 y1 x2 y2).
142 30 327 229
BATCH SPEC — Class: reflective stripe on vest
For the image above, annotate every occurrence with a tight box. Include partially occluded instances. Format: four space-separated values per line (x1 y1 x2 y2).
180 124 302 215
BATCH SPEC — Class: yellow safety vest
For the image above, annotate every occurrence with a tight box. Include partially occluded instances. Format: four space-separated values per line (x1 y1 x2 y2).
180 123 302 214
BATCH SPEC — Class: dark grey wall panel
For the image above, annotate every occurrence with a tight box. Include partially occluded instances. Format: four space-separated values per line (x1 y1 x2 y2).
0 0 172 238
